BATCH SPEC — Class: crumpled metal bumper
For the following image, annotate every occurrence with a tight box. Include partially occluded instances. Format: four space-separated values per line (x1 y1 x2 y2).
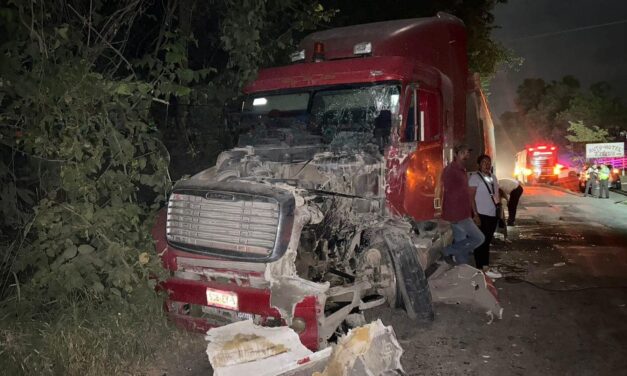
428 263 504 321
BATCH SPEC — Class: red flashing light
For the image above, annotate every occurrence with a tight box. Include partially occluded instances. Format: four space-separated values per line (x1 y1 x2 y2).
550 146 556 151
537 145 547 150
528 148 534 152
313 42 325 61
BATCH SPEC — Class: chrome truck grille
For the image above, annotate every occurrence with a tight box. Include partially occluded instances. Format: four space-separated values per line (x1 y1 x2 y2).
166 182 295 262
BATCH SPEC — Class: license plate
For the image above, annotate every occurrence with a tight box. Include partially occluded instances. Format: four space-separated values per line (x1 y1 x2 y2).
237 312 254 321
206 287 238 310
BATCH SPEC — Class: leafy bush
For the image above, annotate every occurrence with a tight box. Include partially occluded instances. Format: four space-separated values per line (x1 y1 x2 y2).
0 2 171 303
1 0 335 306
0 1 331 374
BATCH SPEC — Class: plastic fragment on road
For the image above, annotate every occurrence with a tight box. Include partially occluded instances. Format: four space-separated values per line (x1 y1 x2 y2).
205 320 314 375
311 319 404 376
553 262 566 267
205 319 404 376
428 264 504 321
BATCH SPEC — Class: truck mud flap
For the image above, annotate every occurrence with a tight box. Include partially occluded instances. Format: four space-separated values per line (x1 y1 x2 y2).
383 233 434 321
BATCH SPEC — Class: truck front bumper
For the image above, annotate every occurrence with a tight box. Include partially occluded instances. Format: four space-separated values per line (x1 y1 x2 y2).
161 277 320 351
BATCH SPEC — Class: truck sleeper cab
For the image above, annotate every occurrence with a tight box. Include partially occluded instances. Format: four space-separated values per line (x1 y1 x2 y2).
154 14 496 350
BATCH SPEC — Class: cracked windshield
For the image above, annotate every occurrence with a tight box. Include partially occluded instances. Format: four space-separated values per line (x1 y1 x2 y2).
239 84 400 154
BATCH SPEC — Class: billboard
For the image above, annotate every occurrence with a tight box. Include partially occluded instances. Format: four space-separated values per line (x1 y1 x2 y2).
586 142 624 159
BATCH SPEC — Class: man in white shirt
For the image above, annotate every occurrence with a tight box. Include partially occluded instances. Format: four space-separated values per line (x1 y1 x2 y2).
498 178 524 226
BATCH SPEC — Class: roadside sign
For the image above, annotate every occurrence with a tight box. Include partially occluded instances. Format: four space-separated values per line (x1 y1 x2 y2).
586 142 624 159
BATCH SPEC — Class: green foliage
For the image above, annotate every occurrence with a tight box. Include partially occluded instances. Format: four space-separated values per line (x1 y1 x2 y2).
223 0 335 77
563 119 610 167
0 0 171 304
456 0 518 77
565 120 609 143
0 0 335 305
557 90 627 140
500 76 627 151
0 1 333 373
515 78 548 113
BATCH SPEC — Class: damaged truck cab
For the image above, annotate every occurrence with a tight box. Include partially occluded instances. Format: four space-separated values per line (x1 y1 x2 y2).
152 13 495 350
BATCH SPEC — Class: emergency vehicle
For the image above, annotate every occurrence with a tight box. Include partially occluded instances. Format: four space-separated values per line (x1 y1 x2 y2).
514 144 561 184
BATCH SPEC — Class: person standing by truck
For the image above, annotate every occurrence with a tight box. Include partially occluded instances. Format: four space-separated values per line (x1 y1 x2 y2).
469 154 502 279
441 144 485 265
498 178 524 226
598 164 611 199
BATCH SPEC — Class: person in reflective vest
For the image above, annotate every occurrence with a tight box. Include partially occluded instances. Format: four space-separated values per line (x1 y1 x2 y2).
598 164 610 199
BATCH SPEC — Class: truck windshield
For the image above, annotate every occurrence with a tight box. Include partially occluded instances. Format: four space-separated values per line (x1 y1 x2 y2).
238 84 400 151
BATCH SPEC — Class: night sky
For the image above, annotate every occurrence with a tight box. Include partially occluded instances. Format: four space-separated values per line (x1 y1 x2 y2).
488 0 627 176
489 0 627 118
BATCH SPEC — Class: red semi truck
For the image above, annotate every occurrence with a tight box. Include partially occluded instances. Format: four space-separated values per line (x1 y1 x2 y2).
152 13 496 350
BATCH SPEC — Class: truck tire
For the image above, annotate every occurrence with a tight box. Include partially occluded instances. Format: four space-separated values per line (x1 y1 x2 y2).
356 240 398 309
383 232 434 322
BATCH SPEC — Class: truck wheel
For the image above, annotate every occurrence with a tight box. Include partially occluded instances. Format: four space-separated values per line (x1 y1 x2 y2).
356 242 398 308
382 233 434 322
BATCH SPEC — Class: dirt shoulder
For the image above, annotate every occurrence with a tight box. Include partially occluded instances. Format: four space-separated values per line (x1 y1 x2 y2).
366 214 627 375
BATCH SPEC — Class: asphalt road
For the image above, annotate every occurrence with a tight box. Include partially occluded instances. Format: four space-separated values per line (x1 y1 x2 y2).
369 185 627 375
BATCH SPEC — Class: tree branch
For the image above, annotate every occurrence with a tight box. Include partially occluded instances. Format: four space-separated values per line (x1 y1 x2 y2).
67 3 137 76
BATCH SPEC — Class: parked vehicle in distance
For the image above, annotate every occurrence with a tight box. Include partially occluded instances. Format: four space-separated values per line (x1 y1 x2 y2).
610 168 622 190
595 157 626 190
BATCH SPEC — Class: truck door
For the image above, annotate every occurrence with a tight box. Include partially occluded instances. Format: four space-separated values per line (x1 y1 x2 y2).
387 84 443 221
